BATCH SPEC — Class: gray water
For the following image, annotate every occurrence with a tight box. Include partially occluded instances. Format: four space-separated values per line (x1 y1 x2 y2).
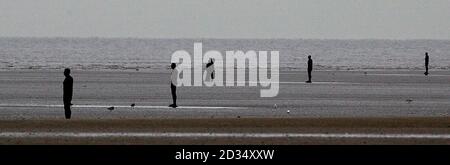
1 37 449 71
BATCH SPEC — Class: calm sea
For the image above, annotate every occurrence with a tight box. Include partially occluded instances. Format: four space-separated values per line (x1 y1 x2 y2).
1 38 449 71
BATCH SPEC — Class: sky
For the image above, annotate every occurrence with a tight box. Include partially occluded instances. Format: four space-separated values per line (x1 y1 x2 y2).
0 0 449 39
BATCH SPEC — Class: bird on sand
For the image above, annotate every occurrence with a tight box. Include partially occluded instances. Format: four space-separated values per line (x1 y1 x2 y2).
130 103 135 110
107 106 114 111
405 99 413 103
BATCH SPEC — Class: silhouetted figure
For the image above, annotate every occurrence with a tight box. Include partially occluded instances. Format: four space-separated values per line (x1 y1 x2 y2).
306 55 313 83
424 52 429 75
63 68 73 119
205 58 215 81
169 63 178 108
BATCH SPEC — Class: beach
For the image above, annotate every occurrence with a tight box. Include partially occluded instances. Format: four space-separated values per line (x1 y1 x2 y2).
0 70 448 144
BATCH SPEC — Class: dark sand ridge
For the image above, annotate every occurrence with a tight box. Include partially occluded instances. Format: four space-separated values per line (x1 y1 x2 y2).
0 117 449 144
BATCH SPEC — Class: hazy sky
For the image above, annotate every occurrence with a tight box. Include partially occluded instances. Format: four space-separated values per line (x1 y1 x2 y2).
1 0 449 39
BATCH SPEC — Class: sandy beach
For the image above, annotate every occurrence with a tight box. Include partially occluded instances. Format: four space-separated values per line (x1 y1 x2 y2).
0 70 449 144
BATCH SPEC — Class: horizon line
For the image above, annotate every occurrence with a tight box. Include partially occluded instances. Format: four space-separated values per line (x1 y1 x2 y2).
1 36 449 41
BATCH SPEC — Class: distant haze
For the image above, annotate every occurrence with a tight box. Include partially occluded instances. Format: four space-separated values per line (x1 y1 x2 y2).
1 0 449 39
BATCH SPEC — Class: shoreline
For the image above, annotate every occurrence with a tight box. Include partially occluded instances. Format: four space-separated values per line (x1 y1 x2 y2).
0 68 449 73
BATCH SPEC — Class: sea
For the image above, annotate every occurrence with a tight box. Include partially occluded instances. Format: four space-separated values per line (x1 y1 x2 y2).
0 37 449 71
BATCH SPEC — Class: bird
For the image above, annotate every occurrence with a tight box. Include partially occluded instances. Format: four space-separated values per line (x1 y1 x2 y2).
107 106 114 111
287 110 290 114
273 104 278 109
130 103 135 110
405 99 413 103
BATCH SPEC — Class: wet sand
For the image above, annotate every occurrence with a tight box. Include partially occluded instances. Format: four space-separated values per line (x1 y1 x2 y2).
0 70 449 144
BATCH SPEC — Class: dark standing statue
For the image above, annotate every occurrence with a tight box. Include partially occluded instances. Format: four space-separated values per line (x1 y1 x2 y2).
63 68 73 119
424 52 429 76
169 63 178 108
306 55 313 83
